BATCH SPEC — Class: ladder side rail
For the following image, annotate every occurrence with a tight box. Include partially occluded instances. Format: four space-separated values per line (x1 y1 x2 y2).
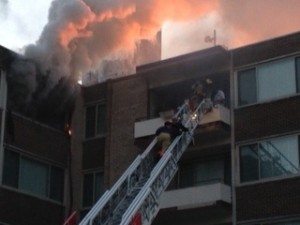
120 151 178 225
120 100 206 225
80 102 189 225
79 156 143 225
120 125 196 225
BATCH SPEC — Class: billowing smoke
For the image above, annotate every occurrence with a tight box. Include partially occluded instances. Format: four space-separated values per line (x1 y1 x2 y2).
7 0 300 117
164 0 300 57
24 0 218 86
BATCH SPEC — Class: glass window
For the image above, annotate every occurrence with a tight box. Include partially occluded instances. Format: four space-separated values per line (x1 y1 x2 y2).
238 68 257 106
2 149 19 187
238 57 300 106
50 166 64 202
240 144 259 182
83 174 94 207
85 106 96 138
19 157 49 197
240 135 300 183
83 172 104 207
257 58 295 101
85 104 106 138
180 160 225 188
2 149 64 202
96 105 106 135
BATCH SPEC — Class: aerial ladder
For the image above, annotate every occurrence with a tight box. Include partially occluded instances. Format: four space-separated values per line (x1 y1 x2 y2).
78 99 208 225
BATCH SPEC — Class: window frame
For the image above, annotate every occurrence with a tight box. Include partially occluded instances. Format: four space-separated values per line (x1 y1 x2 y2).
84 102 106 139
179 158 228 188
82 170 105 208
237 134 300 185
236 55 300 108
1 148 65 203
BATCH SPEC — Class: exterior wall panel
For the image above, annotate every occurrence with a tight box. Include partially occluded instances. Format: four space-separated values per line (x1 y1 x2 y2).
233 32 300 68
236 177 300 222
235 96 300 142
0 187 64 225
4 113 68 165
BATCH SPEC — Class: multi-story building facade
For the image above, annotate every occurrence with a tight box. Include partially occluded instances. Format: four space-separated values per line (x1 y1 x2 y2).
1 31 300 225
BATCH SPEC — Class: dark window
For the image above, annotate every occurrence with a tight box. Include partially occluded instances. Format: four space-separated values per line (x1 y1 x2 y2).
2 149 64 202
83 172 104 207
96 105 106 136
238 68 257 106
85 104 106 138
240 144 259 182
85 106 96 138
180 160 226 188
83 174 94 207
2 149 19 187
50 166 64 202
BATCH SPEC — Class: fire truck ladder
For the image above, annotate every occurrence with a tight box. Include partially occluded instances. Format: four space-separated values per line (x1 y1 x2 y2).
79 100 207 225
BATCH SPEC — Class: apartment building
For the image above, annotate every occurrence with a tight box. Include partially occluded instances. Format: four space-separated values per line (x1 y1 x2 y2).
1 31 300 225
0 46 70 225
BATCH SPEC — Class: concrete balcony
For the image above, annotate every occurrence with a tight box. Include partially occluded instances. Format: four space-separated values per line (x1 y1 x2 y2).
134 105 230 139
159 183 231 210
153 183 232 225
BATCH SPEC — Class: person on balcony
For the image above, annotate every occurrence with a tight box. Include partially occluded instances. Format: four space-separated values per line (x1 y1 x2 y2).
212 89 225 106
189 78 213 113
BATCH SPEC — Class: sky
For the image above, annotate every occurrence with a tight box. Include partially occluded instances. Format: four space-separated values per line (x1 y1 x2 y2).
0 0 52 52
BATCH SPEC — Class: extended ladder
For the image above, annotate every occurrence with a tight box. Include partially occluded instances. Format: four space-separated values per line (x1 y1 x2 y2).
79 100 207 225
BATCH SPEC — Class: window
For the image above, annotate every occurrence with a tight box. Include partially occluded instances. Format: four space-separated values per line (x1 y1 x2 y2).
2 149 64 202
82 172 104 207
238 57 300 106
240 135 300 183
180 160 227 188
85 104 106 138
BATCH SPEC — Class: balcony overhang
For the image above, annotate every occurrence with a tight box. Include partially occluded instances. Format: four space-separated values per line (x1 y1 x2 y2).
159 183 231 210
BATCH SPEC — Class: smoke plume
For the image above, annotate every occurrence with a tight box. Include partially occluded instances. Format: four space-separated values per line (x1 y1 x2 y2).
23 0 218 85
8 0 300 116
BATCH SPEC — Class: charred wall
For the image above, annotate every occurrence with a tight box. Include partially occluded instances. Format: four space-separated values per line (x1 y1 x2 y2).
4 112 68 164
